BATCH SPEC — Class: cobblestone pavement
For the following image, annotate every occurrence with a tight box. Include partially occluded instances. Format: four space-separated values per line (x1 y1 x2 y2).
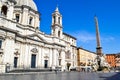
0 72 120 80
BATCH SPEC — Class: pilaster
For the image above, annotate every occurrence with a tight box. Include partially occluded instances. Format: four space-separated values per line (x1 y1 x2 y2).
37 46 42 68
21 8 29 25
41 46 44 68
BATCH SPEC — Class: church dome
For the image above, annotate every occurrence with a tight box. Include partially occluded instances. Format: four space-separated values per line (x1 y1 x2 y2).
16 0 37 11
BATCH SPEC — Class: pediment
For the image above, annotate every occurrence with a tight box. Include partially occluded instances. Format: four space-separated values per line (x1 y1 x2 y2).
27 33 46 42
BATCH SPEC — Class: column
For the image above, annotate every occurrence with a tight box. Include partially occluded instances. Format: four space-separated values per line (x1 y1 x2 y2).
52 48 57 69
7 3 14 20
22 44 29 69
49 48 53 67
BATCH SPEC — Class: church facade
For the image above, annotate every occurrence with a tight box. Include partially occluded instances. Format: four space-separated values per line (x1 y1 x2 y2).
0 0 77 73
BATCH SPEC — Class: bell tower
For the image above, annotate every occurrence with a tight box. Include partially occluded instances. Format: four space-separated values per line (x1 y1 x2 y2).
51 6 63 38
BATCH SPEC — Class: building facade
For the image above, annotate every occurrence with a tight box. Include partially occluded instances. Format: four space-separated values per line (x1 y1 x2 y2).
105 53 120 68
77 47 97 71
106 54 116 68
0 0 77 73
115 53 120 68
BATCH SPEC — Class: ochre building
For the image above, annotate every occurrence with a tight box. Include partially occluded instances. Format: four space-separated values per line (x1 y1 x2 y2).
77 47 97 70
106 54 116 67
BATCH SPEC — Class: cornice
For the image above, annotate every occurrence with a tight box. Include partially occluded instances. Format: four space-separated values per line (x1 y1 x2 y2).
52 24 62 28
63 33 77 40
0 26 17 34
77 47 96 54
14 5 40 15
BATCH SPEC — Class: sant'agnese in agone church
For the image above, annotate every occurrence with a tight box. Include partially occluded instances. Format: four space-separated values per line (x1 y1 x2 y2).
0 0 117 73
0 0 78 73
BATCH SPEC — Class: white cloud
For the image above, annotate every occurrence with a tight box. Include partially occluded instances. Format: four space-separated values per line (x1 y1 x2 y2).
72 31 96 43
70 31 115 43
101 36 115 42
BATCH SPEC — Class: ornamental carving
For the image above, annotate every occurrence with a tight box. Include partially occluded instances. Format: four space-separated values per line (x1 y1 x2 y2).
14 51 20 55
31 48 38 53
65 50 71 59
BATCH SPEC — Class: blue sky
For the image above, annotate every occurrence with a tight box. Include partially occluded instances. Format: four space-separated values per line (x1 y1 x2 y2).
34 0 120 54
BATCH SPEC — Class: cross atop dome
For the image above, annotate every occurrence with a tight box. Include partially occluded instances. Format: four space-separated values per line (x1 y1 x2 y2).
55 4 59 12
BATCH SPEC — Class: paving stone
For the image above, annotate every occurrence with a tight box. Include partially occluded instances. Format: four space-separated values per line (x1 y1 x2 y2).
0 72 120 80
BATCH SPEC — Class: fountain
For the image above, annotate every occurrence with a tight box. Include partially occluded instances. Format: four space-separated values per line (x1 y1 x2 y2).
94 16 110 71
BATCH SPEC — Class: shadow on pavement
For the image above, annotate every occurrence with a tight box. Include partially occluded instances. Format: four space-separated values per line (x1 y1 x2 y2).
100 72 120 80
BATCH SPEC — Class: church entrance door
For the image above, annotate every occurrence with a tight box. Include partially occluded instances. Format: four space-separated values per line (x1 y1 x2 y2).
14 57 18 68
31 54 36 68
44 60 48 68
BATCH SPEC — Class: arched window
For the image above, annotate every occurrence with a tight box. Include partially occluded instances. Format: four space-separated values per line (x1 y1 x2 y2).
58 17 60 24
1 5 8 16
53 16 56 24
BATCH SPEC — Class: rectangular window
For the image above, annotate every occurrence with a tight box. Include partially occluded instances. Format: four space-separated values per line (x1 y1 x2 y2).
59 59 61 66
16 14 20 22
29 17 33 25
0 40 2 48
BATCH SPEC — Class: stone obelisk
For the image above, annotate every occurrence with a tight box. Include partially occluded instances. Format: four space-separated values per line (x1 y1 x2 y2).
94 16 102 56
